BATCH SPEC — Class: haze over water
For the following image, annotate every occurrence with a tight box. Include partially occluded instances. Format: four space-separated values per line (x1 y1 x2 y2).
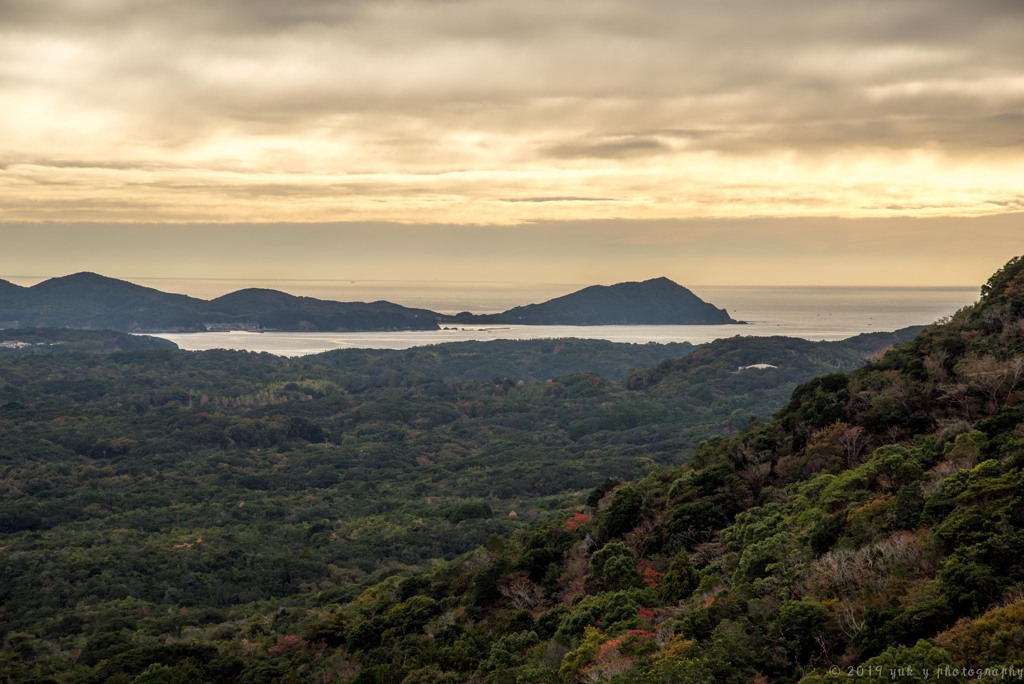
141 280 978 356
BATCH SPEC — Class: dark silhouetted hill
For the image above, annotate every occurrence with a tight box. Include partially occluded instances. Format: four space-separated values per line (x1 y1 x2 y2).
446 276 737 325
205 287 439 332
5 273 207 331
0 273 440 332
0 273 744 332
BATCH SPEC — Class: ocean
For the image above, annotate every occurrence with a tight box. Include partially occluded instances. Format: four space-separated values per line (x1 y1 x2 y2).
133 281 978 356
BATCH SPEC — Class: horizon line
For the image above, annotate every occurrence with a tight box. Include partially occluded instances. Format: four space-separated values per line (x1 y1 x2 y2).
0 274 981 290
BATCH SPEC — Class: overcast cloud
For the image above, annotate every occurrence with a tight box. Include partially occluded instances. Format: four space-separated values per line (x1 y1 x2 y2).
1 0 1023 224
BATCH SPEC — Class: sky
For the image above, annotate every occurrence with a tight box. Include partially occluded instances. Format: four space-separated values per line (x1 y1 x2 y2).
1 0 1022 287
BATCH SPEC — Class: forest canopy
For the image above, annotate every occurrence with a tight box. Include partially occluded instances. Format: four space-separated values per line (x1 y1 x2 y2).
0 279 1005 683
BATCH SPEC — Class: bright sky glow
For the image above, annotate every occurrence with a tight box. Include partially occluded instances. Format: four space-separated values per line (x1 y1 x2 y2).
1 0 1022 285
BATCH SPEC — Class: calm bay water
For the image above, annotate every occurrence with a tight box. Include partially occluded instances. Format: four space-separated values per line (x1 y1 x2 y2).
146 282 979 356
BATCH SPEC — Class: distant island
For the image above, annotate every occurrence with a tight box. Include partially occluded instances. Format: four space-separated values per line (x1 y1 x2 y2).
0 273 739 332
444 277 739 325
0 273 439 333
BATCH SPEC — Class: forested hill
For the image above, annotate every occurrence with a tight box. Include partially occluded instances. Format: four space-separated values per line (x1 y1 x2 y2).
0 328 178 353
295 256 1024 683
0 320 929 681
0 273 439 333
307 338 698 382
1 273 206 331
445 277 738 325
0 273 737 332
205 288 439 333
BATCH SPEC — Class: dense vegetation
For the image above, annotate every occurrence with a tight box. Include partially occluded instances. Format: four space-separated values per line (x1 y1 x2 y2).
306 338 698 383
0 329 178 354
270 255 1024 683
0 282 969 682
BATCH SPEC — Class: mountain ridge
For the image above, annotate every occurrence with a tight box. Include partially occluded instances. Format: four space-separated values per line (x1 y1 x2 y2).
0 273 739 332
0 272 440 333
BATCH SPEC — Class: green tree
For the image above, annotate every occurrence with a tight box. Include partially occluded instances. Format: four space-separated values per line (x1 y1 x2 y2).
777 599 829 663
661 550 700 603
602 485 643 538
585 543 641 593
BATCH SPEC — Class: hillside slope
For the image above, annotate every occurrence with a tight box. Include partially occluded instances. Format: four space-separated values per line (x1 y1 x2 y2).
7 272 208 331
277 256 1024 682
0 325 928 682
